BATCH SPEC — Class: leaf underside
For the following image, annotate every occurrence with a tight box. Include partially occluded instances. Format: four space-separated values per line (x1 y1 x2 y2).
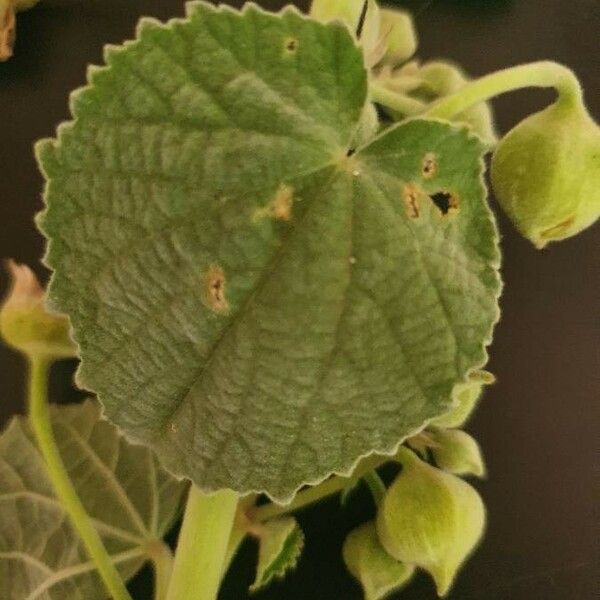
37 1 501 502
0 401 187 600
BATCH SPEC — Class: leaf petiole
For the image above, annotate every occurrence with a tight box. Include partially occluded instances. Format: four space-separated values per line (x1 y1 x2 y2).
27 355 133 600
166 486 238 600
424 60 583 120
252 455 390 522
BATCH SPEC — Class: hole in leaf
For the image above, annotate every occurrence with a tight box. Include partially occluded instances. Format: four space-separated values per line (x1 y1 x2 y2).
429 191 459 216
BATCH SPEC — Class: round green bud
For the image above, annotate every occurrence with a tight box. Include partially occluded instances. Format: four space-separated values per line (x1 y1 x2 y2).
491 96 600 248
430 428 486 478
376 448 485 596
432 370 494 429
0 260 77 360
343 521 414 600
379 8 417 65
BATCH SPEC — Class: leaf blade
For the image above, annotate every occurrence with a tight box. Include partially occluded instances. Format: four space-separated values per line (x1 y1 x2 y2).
37 4 500 502
0 401 187 600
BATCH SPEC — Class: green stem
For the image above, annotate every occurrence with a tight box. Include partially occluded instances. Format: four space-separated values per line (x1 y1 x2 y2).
27 356 132 600
150 542 174 600
370 80 427 115
252 455 388 522
363 471 386 507
166 486 238 600
425 61 583 120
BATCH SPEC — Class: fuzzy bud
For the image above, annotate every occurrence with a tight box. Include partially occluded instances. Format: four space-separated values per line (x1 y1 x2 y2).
379 8 417 65
491 95 600 248
0 260 77 360
376 448 485 596
431 429 486 478
343 521 414 600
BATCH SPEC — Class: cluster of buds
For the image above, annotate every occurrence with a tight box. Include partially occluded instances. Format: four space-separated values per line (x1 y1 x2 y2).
343 370 494 598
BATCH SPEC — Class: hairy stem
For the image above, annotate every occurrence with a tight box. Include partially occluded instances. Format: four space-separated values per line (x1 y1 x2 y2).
370 80 427 115
425 61 583 120
252 455 389 522
166 486 238 600
27 356 132 600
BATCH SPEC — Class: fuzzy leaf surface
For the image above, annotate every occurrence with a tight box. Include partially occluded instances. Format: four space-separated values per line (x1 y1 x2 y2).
37 2 500 502
0 400 186 600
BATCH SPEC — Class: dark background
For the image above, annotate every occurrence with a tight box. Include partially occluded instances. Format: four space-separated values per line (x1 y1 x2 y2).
1 0 599 598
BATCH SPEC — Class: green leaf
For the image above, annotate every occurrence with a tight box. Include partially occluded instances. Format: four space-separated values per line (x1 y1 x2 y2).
343 521 414 600
0 400 187 600
431 369 494 429
37 2 501 502
250 517 304 593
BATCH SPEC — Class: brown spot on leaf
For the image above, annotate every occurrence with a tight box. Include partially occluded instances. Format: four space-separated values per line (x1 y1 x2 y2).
168 423 178 434
203 265 229 314
403 183 423 219
254 184 294 222
422 153 437 179
430 191 459 216
284 37 299 54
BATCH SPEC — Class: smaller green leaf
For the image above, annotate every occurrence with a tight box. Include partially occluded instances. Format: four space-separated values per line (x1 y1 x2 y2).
431 428 486 478
431 370 495 429
250 517 304 593
343 522 414 600
0 400 187 600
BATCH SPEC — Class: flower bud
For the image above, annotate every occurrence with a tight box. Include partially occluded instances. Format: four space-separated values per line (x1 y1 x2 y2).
376 449 485 596
0 260 77 360
310 0 381 67
379 8 417 65
432 370 494 429
343 521 414 600
430 429 486 478
491 97 600 248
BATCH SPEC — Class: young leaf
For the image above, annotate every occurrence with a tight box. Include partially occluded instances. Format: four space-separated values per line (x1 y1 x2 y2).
343 521 414 600
250 517 304 593
431 369 494 429
37 2 501 502
0 400 187 599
